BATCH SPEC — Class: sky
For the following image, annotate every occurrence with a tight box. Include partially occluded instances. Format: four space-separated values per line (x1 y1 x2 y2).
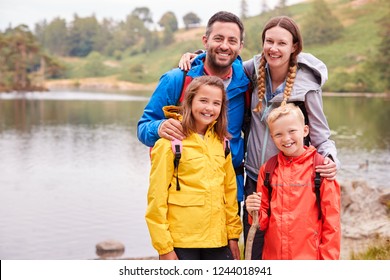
0 0 304 31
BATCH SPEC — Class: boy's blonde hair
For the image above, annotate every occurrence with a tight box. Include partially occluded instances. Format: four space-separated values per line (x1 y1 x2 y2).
267 103 305 127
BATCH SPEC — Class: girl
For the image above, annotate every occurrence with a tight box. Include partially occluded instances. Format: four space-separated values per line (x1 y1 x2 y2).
145 76 242 260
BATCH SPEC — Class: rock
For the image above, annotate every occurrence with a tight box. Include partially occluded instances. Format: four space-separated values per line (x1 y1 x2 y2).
339 180 390 258
96 240 125 259
379 190 390 208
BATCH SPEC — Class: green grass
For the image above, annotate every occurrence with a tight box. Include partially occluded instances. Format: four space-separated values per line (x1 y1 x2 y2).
350 237 390 260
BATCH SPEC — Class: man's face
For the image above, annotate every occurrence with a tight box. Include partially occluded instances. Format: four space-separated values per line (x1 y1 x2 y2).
202 21 243 71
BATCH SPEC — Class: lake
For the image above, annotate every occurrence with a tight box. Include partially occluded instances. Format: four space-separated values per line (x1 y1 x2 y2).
0 90 389 260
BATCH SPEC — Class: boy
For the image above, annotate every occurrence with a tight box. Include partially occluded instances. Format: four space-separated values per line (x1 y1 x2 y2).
245 103 341 259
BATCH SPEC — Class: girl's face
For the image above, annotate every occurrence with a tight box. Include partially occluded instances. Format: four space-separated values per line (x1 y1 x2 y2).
269 113 309 158
263 26 297 71
191 84 223 135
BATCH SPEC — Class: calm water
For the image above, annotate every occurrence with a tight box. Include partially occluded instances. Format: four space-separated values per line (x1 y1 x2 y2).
0 91 389 260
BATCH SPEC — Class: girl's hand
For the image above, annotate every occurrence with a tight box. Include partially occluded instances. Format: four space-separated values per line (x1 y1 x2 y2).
159 251 179 260
245 192 262 213
228 239 240 260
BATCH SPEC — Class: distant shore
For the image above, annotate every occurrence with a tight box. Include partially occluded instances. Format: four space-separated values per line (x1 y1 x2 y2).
44 77 157 92
43 78 390 97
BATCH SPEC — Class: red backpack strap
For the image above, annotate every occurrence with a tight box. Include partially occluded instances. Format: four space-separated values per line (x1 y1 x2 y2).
178 73 193 105
264 155 278 217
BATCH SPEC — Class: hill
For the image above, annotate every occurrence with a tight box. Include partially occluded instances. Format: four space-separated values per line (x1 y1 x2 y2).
47 0 388 93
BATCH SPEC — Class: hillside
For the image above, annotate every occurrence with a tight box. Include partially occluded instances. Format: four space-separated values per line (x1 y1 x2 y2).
48 0 388 93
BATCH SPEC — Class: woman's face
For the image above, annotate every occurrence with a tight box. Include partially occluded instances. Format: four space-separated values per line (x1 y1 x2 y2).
263 26 297 71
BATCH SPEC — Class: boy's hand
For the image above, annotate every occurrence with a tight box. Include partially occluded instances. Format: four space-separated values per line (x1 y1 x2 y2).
245 192 262 213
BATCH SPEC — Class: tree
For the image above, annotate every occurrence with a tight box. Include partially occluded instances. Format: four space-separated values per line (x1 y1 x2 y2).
375 0 390 91
241 0 248 20
68 14 100 57
94 18 115 56
0 25 62 91
131 7 153 29
4 25 39 90
274 0 291 17
301 0 343 45
158 11 178 32
36 17 69 56
183 12 201 30
261 0 269 14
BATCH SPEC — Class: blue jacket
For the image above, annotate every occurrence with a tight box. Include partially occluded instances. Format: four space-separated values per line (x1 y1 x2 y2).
137 53 249 201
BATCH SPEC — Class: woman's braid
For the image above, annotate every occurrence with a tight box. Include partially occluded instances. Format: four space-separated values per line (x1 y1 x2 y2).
254 55 298 111
253 55 267 112
281 63 297 106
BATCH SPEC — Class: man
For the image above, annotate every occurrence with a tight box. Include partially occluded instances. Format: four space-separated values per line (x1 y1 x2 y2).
137 11 250 206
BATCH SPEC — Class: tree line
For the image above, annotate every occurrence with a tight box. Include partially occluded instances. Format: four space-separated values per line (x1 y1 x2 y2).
0 7 200 92
34 7 200 58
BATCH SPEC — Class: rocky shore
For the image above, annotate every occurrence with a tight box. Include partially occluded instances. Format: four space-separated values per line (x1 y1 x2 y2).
339 179 390 259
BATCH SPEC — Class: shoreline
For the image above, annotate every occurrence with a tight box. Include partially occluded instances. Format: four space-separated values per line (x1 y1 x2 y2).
44 78 157 92
43 79 390 97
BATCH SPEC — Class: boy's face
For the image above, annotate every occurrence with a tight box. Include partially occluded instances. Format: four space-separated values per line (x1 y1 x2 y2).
269 113 309 157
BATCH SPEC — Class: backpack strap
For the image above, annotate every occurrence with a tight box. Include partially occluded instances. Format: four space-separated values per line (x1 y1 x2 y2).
292 101 311 146
313 152 324 220
243 62 255 153
263 155 278 217
178 71 193 105
223 137 230 158
171 138 182 191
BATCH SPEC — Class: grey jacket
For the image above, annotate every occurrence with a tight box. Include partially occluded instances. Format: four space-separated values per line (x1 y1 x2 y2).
243 52 340 181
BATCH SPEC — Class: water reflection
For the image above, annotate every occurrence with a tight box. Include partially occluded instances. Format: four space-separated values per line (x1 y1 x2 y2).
323 96 390 150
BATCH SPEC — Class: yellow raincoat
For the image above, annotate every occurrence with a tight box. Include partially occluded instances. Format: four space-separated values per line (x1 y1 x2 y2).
145 121 242 255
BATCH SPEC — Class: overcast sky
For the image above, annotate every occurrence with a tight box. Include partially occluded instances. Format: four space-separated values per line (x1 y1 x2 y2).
0 0 304 31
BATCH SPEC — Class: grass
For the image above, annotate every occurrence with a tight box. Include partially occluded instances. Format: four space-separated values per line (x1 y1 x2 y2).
350 237 390 260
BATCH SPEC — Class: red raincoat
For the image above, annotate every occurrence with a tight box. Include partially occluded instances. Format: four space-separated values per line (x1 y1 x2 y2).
250 146 341 260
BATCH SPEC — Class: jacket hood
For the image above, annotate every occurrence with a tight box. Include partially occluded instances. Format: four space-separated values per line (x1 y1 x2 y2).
277 145 318 166
163 105 182 121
